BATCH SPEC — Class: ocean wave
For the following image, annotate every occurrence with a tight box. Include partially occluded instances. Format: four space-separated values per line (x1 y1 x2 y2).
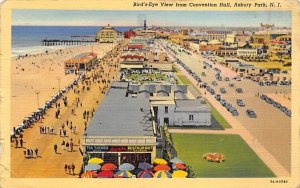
12 45 77 57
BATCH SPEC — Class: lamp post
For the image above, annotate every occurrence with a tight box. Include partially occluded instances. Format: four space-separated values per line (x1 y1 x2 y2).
35 90 40 108
56 77 61 92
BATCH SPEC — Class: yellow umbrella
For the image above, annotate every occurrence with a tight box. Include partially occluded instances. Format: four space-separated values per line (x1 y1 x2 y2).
88 157 104 164
172 170 188 178
153 158 168 165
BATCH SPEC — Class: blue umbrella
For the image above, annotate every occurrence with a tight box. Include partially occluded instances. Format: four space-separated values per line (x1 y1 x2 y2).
170 157 184 164
119 163 135 171
84 164 101 171
138 162 152 170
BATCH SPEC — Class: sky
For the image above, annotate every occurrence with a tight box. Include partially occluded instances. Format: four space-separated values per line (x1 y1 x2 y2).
12 10 291 27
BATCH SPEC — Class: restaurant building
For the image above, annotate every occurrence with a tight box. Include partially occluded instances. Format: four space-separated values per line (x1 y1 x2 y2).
64 53 97 74
83 82 157 166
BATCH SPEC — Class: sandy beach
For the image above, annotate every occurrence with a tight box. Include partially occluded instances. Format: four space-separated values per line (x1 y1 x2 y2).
11 43 116 129
10 41 126 177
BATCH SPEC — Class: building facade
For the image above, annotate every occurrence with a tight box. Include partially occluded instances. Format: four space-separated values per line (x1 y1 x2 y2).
96 24 118 43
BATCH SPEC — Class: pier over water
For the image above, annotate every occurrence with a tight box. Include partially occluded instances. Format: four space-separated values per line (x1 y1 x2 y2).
41 35 97 46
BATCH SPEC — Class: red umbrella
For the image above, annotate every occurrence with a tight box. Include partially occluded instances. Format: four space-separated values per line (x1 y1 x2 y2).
97 170 114 178
154 164 171 172
82 171 97 178
173 163 186 170
101 163 117 171
137 169 154 178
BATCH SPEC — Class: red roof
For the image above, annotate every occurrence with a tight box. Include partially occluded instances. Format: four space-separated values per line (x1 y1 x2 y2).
270 40 287 45
128 44 143 49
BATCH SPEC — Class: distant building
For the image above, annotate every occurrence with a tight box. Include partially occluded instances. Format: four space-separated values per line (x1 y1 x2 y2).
214 47 237 57
237 43 258 57
124 30 136 39
64 53 97 74
96 24 118 43
199 40 222 52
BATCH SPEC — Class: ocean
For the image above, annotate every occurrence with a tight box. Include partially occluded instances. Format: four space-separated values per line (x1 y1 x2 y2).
12 26 136 57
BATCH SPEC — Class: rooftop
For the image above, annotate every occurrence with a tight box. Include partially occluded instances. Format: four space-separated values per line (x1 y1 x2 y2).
175 98 210 112
85 82 154 137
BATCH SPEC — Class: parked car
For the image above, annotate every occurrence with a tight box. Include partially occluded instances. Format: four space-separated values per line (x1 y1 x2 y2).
224 77 230 81
229 83 234 87
236 88 243 93
212 81 218 86
237 99 245 107
215 94 221 101
220 88 226 94
246 109 257 118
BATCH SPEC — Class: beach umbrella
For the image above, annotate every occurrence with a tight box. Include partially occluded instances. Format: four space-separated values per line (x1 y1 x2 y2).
154 164 171 172
114 170 133 178
154 170 172 178
81 171 97 178
137 169 154 178
119 163 135 171
153 158 168 165
172 170 188 178
170 157 184 164
138 162 152 170
172 163 186 170
101 163 117 171
88 157 104 164
97 170 114 178
84 164 101 171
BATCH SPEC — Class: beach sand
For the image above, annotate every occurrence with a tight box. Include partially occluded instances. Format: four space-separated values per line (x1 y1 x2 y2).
11 43 115 129
10 41 126 177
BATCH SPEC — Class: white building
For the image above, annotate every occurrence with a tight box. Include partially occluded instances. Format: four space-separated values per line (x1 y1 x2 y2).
237 48 258 57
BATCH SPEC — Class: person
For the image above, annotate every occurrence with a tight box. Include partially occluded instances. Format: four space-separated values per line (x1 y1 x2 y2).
62 140 65 150
70 141 73 152
54 144 58 154
35 148 38 157
68 164 71 174
66 142 69 152
64 164 68 174
71 163 75 175
15 139 18 148
20 138 23 148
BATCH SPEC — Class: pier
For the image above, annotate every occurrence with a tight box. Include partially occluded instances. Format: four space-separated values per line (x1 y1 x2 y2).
41 35 97 46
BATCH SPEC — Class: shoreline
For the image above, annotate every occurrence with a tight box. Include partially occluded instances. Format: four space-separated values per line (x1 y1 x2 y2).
11 42 117 129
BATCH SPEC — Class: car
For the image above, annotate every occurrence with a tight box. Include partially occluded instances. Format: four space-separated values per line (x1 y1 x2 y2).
231 110 239 116
212 81 218 86
236 88 243 93
220 88 226 94
215 94 221 101
201 72 206 76
246 109 257 118
258 81 264 86
220 99 226 106
224 77 230 81
216 76 222 81
229 83 234 87
237 99 245 107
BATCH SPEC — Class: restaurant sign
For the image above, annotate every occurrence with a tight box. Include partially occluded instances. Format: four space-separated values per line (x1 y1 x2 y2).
86 145 153 152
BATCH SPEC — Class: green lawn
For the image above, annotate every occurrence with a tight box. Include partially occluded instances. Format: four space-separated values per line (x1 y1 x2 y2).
177 74 192 85
172 134 275 178
208 101 231 129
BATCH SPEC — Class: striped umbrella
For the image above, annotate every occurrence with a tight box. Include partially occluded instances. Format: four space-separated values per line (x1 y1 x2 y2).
154 170 172 178
84 164 101 171
154 164 171 172
88 157 104 164
119 163 135 171
172 170 188 178
114 170 133 178
101 163 117 171
81 171 97 178
97 170 114 178
153 158 168 165
137 169 154 178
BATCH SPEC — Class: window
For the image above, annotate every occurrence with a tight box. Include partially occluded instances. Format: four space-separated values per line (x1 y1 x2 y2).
189 115 194 121
165 106 168 114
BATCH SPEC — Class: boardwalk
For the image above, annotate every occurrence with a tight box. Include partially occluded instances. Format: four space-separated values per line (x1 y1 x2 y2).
10 42 126 178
